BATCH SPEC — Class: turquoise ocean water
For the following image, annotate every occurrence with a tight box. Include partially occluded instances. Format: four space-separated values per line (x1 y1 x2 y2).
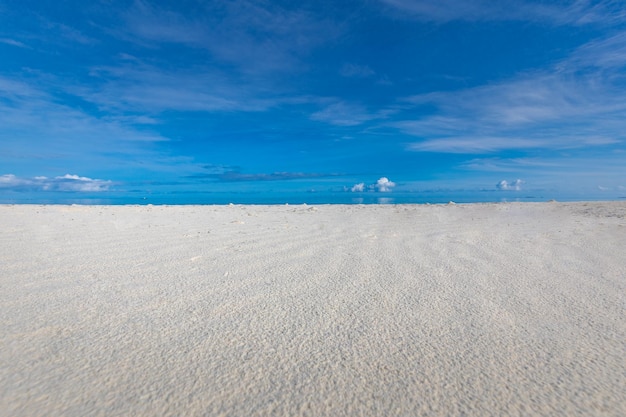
1 189 622 205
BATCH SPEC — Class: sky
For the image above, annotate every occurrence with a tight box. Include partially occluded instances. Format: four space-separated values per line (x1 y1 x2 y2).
1 0 626 203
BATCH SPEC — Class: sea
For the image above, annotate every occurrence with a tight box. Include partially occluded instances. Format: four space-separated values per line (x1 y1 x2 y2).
1 189 623 205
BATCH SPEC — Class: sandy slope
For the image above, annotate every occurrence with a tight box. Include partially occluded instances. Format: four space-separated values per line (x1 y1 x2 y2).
1 202 625 416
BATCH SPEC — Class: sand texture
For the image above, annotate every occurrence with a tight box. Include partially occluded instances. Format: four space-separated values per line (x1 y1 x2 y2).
1 202 625 416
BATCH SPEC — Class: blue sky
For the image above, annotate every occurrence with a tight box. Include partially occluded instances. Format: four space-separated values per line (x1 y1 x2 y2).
1 0 625 202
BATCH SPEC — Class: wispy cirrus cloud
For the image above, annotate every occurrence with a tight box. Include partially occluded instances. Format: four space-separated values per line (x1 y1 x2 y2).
461 157 562 173
0 38 28 48
219 171 339 182
463 152 626 175
121 0 341 75
123 0 206 45
380 0 626 25
0 74 171 176
42 20 97 45
0 5 98 51
189 169 341 182
80 63 275 114
460 152 626 193
406 136 547 153
401 31 626 153
564 30 626 69
310 100 398 127
310 101 379 126
0 75 167 142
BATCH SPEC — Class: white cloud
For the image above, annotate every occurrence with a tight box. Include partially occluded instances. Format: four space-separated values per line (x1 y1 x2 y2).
407 136 542 153
564 31 626 70
0 174 27 187
0 74 178 176
122 0 341 75
380 0 626 25
78 62 279 114
351 182 365 192
53 174 113 191
349 177 396 192
375 177 396 192
311 101 378 126
496 179 523 191
0 38 28 48
401 31 626 154
461 157 560 172
458 153 626 193
124 0 206 45
0 174 112 192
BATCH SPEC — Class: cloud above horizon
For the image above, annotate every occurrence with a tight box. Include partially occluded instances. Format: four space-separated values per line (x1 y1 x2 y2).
496 179 524 191
351 182 365 192
0 174 113 192
375 177 396 192
350 177 396 193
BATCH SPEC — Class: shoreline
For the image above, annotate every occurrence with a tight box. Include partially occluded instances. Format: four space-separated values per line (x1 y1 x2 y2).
0 199 625 206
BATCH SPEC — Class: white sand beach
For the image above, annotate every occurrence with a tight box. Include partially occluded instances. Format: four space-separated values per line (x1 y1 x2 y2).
1 202 625 416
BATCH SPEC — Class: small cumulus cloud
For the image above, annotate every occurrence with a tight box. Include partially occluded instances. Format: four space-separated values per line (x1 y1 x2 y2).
0 174 113 192
375 177 396 192
496 179 523 191
349 177 396 192
351 182 365 192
